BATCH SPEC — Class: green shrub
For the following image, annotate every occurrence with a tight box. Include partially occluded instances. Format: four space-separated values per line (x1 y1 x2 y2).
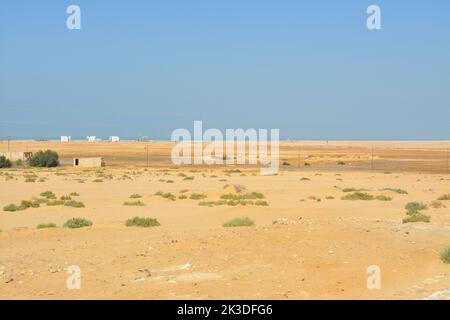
190 193 207 200
0 156 12 168
178 194 188 199
402 213 431 223
70 192 80 197
341 192 374 200
129 194 142 199
380 188 408 195
28 150 59 167
255 200 269 206
223 217 255 227
342 188 358 193
179 189 189 193
405 202 427 214
375 195 392 201
37 223 57 229
60 195 72 201
183 176 194 180
337 161 346 165
40 191 56 199
20 200 40 208
441 246 450 264
64 218 93 228
3 204 20 212
220 192 265 200
64 200 85 208
123 200 145 206
47 199 65 206
125 216 160 228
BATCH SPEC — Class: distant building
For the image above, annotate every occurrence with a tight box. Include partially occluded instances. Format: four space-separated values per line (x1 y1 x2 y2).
0 151 33 161
61 136 71 142
87 136 96 142
110 136 120 143
73 157 105 167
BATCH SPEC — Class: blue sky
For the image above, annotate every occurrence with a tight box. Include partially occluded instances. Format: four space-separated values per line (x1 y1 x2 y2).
1 0 449 140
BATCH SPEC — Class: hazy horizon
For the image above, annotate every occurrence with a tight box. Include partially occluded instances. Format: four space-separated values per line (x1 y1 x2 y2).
1 0 449 140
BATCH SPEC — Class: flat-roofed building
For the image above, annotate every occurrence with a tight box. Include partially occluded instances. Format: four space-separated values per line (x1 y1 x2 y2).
73 157 105 167
0 151 33 161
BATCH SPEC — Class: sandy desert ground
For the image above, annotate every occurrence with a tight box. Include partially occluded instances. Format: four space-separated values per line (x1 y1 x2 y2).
0 140 449 299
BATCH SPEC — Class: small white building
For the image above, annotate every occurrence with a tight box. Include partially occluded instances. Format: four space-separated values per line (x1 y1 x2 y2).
87 136 96 142
110 136 120 143
61 136 71 142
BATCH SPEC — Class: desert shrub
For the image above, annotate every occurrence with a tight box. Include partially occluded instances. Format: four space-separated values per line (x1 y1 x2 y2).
60 195 72 201
93 179 103 182
70 192 80 196
342 188 358 192
341 192 374 200
123 200 145 206
405 202 427 214
190 193 207 200
282 161 290 166
183 176 194 180
129 194 142 199
402 213 430 223
33 198 49 204
25 176 36 183
37 223 57 229
221 192 265 200
300 177 310 181
0 156 12 168
20 200 40 209
441 246 450 264
166 180 174 183
337 161 346 165
47 199 65 206
28 150 59 167
157 192 176 201
223 217 255 227
325 196 335 199
178 194 187 199
125 216 160 228
154 191 163 196
3 204 20 212
437 194 450 201
64 200 85 208
255 200 269 206
63 218 93 229
375 195 392 201
304 162 311 166
179 189 189 193
380 188 408 194
40 191 56 199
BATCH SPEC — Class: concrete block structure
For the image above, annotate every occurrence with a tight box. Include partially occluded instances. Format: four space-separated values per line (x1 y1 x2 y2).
73 157 105 167
0 151 33 161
